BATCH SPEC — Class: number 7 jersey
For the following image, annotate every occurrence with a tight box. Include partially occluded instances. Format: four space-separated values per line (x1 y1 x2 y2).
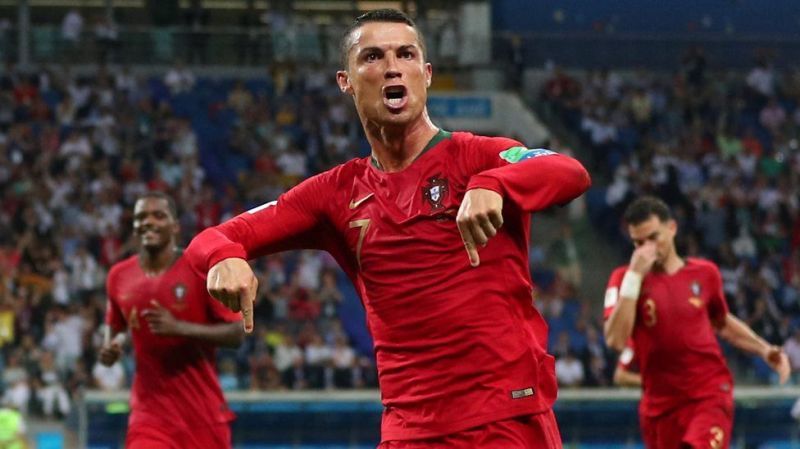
187 130 591 441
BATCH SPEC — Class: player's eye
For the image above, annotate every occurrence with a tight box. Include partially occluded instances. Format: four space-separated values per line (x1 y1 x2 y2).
365 52 379 62
400 50 414 59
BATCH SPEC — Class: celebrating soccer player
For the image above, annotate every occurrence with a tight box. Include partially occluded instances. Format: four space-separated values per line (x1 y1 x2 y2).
99 192 244 449
603 196 790 449
186 8 590 448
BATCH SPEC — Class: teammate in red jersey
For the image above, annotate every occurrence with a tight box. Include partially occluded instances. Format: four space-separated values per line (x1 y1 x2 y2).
185 8 590 449
603 196 790 449
98 192 244 449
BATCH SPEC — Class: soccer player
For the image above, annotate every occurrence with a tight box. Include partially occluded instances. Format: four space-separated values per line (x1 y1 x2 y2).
603 196 790 449
185 8 590 449
99 192 244 449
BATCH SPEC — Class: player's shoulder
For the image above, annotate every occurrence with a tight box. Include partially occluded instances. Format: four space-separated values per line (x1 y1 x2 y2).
450 131 523 151
609 265 630 280
108 255 139 280
685 257 720 273
312 157 371 187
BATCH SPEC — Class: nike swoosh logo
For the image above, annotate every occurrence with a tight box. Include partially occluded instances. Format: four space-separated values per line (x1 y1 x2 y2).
349 193 374 209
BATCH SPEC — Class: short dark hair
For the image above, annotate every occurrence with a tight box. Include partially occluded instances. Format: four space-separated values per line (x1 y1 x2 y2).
339 8 426 70
623 196 672 225
136 191 178 220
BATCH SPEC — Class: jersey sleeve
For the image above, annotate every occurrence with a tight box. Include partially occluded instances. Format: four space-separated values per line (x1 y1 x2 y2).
105 269 126 332
185 172 333 273
461 135 591 213
603 267 627 320
707 263 729 326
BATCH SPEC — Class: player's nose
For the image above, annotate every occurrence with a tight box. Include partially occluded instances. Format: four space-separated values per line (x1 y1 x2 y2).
384 55 402 79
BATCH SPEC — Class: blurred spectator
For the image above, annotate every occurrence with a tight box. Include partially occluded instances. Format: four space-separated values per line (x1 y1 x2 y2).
61 9 84 45
164 61 195 95
92 360 125 391
556 351 585 387
94 15 119 64
34 352 69 418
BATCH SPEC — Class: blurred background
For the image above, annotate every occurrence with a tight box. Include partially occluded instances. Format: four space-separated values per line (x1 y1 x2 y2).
0 0 799 447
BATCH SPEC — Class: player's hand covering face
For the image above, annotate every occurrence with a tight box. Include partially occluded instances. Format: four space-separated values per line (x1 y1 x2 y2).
337 22 432 128
207 258 258 333
133 198 178 252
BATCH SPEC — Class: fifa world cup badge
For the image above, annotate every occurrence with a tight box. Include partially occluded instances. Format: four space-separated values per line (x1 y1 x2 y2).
422 176 449 210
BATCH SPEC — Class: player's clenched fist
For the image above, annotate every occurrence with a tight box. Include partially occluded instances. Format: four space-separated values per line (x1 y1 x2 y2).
629 241 658 275
457 188 504 267
207 257 258 333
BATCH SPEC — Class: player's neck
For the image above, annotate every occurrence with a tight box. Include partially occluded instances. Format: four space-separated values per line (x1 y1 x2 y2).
139 246 179 277
364 113 439 172
660 253 685 275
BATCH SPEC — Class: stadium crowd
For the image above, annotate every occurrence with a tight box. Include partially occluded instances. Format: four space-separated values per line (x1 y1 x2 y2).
0 60 379 422
1 45 798 424
541 50 800 382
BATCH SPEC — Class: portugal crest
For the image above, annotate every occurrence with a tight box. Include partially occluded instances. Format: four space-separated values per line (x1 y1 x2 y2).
422 176 449 210
173 283 188 310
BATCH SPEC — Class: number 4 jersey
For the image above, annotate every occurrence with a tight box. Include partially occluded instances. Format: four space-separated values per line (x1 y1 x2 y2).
604 258 734 418
186 130 591 441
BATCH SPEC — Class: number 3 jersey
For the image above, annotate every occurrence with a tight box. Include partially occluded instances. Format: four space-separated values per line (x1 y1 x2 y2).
604 258 734 417
105 254 242 429
187 130 591 441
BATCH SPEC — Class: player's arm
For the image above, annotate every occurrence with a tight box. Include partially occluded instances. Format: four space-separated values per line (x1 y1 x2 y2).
457 138 591 266
717 313 790 384
612 344 641 387
100 276 128 366
465 147 591 214
185 174 331 332
143 300 245 347
613 365 642 387
603 242 657 352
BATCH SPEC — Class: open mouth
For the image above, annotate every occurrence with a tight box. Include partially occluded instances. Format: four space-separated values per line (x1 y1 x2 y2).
383 85 408 110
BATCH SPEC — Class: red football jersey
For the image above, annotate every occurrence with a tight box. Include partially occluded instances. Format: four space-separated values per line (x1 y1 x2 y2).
187 130 591 441
105 253 241 429
604 258 733 417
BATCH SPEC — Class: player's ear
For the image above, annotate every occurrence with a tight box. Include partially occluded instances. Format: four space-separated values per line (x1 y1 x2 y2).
424 62 432 88
336 70 353 95
667 218 677 237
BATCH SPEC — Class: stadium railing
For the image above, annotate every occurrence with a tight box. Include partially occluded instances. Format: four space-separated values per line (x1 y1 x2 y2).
81 387 800 449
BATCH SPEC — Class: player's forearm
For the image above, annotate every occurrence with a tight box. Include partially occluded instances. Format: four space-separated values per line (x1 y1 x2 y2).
719 313 771 358
175 321 245 348
604 301 637 352
613 367 642 387
466 154 591 212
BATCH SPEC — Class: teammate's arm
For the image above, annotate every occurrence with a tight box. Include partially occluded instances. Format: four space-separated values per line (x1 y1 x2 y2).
142 301 245 347
603 242 657 351
612 345 641 387
613 365 642 387
100 280 128 366
717 313 790 384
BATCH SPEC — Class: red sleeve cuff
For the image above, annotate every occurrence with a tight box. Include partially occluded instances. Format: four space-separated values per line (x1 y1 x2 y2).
207 244 248 269
466 174 504 197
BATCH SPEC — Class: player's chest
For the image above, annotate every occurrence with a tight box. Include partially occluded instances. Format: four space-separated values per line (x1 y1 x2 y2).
336 166 469 267
637 276 711 329
114 270 202 323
